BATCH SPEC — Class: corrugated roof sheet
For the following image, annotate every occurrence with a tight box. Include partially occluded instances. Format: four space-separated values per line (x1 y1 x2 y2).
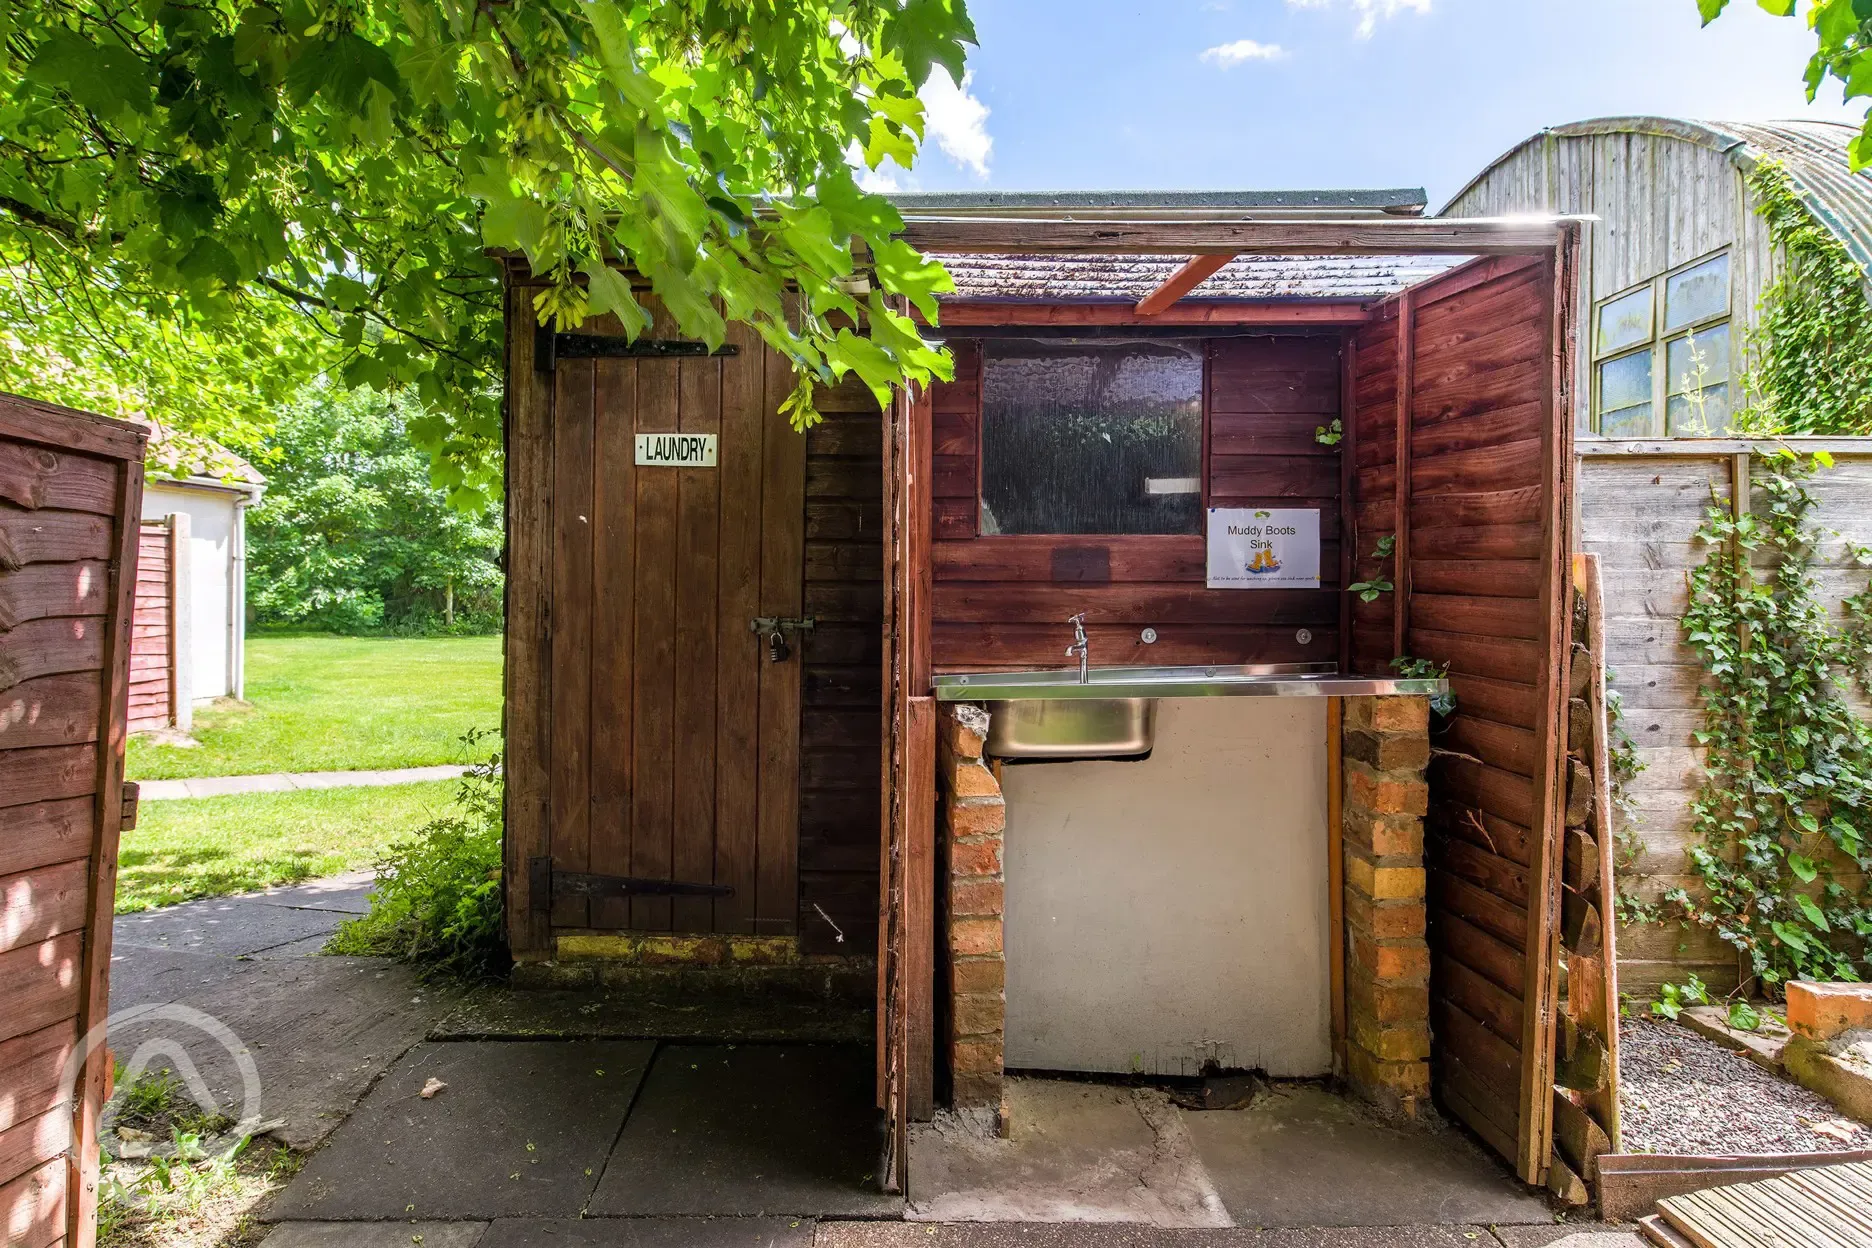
1449 117 1872 279
936 252 1464 303
892 188 1429 217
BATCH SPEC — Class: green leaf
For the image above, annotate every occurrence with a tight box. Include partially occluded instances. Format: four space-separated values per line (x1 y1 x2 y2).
1698 0 1731 20
1772 920 1811 951
1796 893 1831 931
1727 999 1762 1031
871 238 953 322
1756 0 1796 13
882 0 977 88
1789 853 1819 883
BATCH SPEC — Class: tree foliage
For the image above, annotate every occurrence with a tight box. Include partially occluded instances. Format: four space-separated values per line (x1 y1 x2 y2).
247 384 504 633
1697 0 1872 169
2 0 971 508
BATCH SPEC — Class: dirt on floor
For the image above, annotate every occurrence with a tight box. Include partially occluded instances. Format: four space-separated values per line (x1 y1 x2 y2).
1619 1017 1871 1155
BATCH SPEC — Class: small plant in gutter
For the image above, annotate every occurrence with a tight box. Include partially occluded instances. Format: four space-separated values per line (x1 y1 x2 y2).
1390 655 1455 717
1315 418 1343 446
1349 536 1395 602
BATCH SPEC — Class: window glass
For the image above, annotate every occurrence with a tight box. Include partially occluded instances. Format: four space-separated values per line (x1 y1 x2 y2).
979 339 1204 536
1664 254 1730 332
1666 324 1733 434
1596 286 1653 356
1598 351 1655 438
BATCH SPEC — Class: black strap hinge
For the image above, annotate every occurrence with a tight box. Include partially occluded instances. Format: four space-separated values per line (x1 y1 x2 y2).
528 856 734 913
535 326 738 371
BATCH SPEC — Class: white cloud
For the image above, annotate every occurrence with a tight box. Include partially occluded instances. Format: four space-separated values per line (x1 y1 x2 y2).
1287 0 1431 39
921 67 993 179
1200 39 1289 67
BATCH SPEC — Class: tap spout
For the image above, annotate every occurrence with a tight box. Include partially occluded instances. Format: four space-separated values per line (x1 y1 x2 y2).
1065 612 1090 684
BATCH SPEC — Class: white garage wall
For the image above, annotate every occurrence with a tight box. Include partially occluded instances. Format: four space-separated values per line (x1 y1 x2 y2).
1001 697 1332 1079
142 480 246 702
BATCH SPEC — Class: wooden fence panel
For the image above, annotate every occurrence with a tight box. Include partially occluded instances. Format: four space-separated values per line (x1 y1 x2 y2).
0 391 145 1248
1579 441 1872 999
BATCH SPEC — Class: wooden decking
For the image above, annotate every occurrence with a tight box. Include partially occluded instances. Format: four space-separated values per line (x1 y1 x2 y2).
1639 1159 1872 1248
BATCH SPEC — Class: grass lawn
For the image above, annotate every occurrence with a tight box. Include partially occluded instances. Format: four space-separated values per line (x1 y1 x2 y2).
127 634 502 779
116 780 459 913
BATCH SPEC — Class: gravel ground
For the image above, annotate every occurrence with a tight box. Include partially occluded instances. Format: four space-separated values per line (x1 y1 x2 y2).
1619 1017 1871 1155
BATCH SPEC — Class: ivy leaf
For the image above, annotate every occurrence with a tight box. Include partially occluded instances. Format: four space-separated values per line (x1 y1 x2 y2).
1727 999 1762 1031
1771 920 1811 952
1796 893 1831 931
1788 853 1819 883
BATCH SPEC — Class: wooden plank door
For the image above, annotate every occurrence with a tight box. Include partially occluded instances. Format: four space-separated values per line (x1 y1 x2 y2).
545 313 806 938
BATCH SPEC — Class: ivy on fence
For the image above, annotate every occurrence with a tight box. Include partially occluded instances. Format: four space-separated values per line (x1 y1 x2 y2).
1670 450 1872 991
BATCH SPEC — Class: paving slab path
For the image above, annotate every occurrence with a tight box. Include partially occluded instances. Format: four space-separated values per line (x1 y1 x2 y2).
136 764 470 800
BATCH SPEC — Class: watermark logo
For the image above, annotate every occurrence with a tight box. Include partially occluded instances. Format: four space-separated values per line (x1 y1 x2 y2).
62 1004 264 1133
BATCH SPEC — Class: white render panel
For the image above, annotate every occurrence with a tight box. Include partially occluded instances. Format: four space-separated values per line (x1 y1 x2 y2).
143 481 240 700
1000 697 1331 1078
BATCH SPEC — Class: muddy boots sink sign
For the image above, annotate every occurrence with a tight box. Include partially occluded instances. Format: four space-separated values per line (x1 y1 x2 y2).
1206 507 1322 589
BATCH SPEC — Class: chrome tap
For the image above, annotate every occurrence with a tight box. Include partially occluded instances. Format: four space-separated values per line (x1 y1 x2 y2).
1065 612 1089 684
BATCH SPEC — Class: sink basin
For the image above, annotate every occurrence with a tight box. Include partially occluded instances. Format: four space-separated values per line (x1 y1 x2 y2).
933 662 1449 702
984 697 1157 759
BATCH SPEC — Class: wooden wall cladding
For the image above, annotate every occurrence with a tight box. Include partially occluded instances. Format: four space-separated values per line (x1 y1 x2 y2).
1348 306 1400 676
0 392 146 1248
1392 255 1565 1182
928 333 1346 672
128 522 172 732
801 377 884 956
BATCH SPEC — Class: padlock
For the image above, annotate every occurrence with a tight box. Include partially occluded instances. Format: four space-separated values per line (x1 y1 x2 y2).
768 630 790 662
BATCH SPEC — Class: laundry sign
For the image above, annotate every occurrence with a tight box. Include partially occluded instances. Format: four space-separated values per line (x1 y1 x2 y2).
635 432 718 467
1207 508 1321 589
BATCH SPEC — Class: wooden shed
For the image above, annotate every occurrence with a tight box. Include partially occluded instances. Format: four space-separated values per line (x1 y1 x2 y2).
1446 117 1872 997
1 393 146 1248
498 204 1616 1197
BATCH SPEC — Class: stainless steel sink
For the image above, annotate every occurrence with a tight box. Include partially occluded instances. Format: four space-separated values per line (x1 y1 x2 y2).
984 698 1157 759
933 662 1449 702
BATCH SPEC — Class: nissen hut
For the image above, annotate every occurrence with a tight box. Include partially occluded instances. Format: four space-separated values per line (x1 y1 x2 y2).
496 191 1622 1201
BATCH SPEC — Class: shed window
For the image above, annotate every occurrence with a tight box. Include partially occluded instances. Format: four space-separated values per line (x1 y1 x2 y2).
1591 250 1733 438
979 339 1204 536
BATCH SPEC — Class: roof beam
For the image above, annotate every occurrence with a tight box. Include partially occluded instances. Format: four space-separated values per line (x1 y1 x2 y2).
1135 254 1236 316
901 216 1579 256
929 301 1372 327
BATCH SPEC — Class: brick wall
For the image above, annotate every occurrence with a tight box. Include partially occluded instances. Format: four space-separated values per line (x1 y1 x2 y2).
1341 695 1432 1117
938 703 1005 1112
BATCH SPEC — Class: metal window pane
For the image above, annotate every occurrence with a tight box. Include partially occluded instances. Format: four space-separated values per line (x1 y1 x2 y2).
1669 384 1733 436
1664 254 1730 331
1598 350 1653 410
980 339 1204 536
1666 324 1731 395
1601 402 1657 437
1596 286 1653 356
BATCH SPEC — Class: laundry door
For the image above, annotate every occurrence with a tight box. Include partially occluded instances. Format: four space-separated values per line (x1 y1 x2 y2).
542 313 806 938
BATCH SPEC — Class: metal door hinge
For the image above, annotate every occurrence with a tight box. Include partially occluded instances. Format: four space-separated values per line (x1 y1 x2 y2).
535 326 739 372
528 857 733 914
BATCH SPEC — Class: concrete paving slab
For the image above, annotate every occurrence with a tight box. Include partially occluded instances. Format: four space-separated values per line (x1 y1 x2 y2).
272 1040 654 1221
262 1222 490 1248
250 873 376 914
433 989 872 1045
116 896 348 957
906 1078 1230 1227
589 1045 899 1219
1180 1085 1549 1228
249 934 338 959
1489 1229 1643 1248
109 948 453 1149
814 1224 1511 1247
481 1218 816 1247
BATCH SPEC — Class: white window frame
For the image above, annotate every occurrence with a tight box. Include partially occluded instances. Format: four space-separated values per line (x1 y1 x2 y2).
1591 248 1734 438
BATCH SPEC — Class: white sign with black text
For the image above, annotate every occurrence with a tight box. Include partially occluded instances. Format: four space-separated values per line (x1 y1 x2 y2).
1206 507 1322 589
634 432 718 468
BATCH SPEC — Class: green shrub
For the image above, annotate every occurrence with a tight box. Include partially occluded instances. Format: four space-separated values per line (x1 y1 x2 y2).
329 733 508 979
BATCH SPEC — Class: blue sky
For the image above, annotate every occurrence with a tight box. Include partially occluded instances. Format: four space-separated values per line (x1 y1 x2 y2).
893 0 1863 209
